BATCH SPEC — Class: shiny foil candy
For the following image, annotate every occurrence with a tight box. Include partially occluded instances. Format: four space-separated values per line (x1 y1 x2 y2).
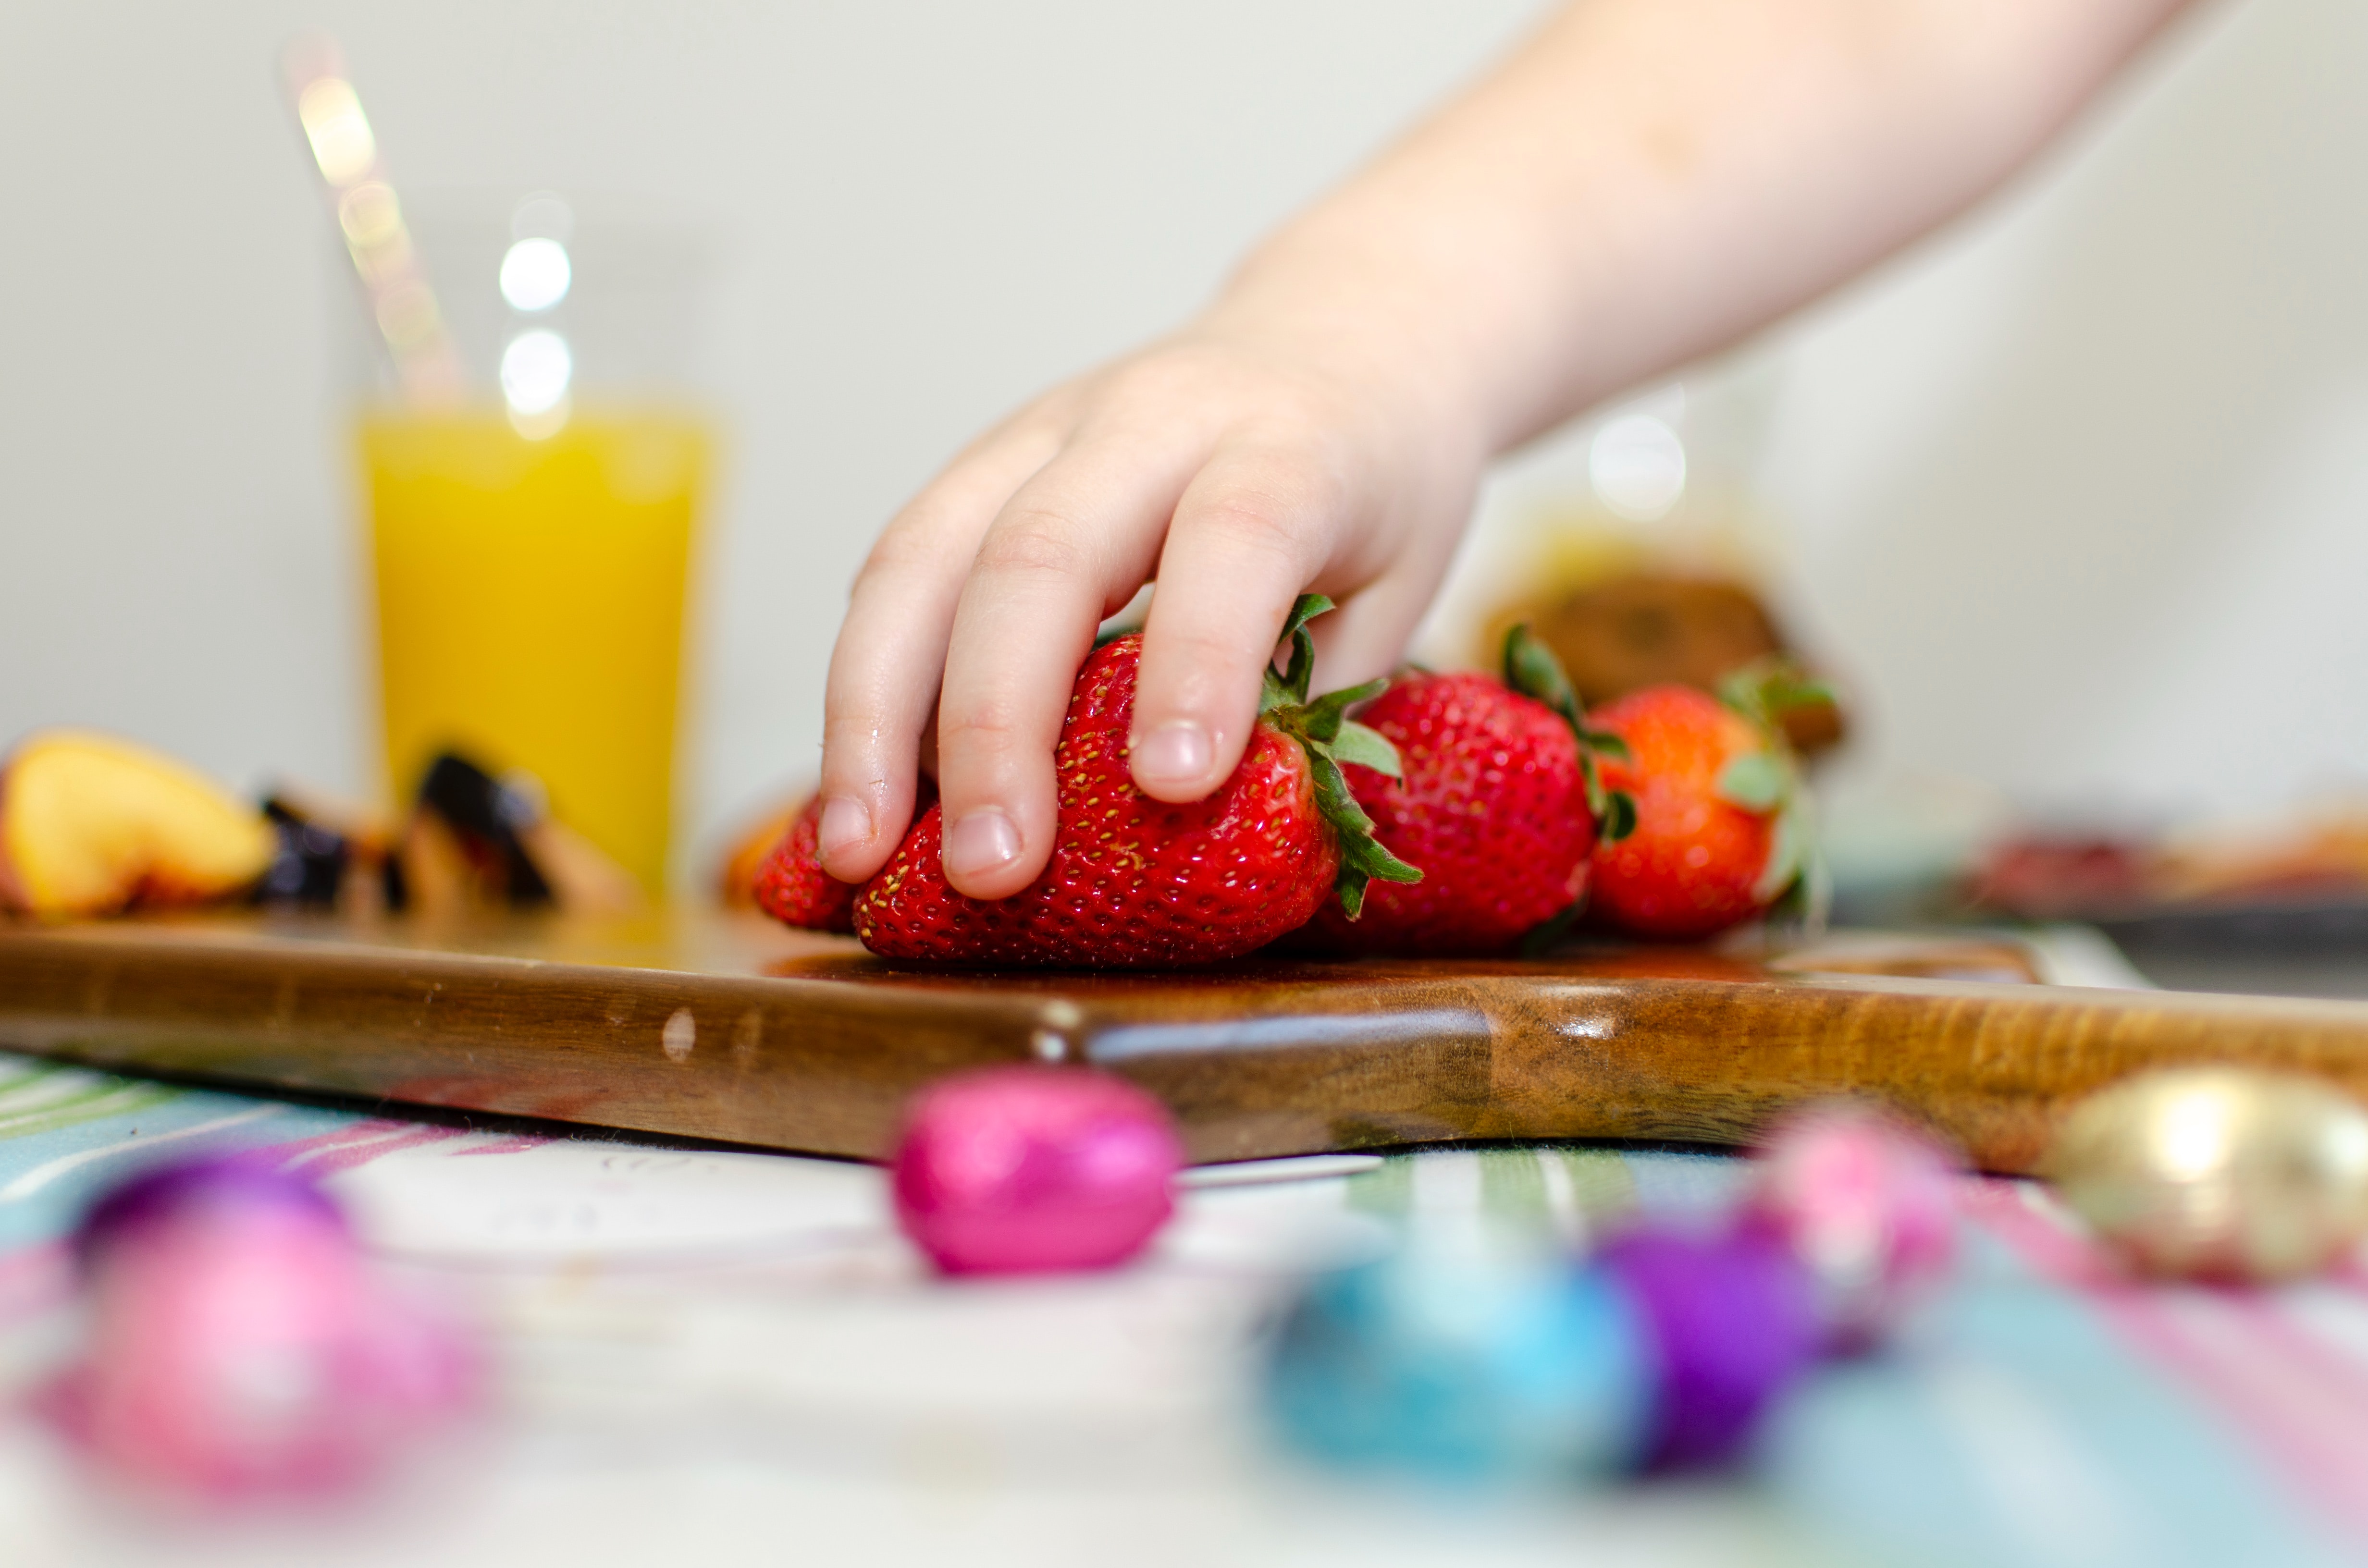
43 1157 481 1501
1596 1226 1825 1469
1265 1236 1653 1483
1741 1101 1959 1349
891 1065 1184 1275
2047 1067 2368 1282
1265 1224 1822 1483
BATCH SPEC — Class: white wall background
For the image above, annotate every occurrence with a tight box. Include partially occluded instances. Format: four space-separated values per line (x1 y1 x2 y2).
1762 0 2368 831
3 0 2362 880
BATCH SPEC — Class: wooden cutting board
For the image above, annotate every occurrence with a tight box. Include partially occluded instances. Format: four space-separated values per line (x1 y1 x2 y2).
4 911 2368 1173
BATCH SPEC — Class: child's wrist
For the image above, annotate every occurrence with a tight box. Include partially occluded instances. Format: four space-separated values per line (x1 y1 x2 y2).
1189 269 1493 465
1207 203 1569 464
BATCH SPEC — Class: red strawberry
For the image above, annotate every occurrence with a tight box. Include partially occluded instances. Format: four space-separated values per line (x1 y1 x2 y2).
1586 665 1822 940
852 596 1418 967
753 780 937 934
1301 628 1631 956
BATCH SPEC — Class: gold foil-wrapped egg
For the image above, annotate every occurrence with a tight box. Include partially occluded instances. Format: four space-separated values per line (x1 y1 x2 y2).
2046 1068 2368 1282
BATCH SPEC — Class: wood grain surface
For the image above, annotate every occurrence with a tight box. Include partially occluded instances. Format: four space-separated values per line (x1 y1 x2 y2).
3 911 2366 1173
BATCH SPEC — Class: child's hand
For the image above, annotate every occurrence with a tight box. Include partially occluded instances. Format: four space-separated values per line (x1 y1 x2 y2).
814 312 1484 899
807 0 2189 903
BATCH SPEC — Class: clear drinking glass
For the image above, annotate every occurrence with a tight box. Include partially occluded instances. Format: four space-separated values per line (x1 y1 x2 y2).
343 192 715 898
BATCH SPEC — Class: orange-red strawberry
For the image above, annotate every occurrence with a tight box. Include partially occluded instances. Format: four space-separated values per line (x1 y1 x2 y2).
753 780 936 934
851 596 1418 967
753 796 854 932
1586 666 1821 940
1301 628 1631 956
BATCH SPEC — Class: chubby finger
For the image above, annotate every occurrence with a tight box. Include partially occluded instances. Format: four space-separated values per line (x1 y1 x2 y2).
1128 443 1344 801
934 437 1200 898
816 422 1062 883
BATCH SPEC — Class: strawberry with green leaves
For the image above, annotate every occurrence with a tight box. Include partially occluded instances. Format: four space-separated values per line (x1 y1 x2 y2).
1300 626 1632 956
1585 662 1826 941
847 596 1419 967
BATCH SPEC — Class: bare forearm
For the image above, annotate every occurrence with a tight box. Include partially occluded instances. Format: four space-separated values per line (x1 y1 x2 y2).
1215 0 2196 452
814 0 2194 904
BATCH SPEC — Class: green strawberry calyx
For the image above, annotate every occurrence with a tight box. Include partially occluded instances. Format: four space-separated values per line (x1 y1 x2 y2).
1713 658 1834 919
1259 594 1423 919
1717 659 1836 738
1501 624 1638 843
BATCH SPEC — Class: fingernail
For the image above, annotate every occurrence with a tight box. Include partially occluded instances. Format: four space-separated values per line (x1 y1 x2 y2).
817 796 871 862
1132 721 1212 786
945 808 1022 880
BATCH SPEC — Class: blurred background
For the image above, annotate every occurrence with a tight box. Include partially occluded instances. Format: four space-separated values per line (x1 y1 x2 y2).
4 0 2365 894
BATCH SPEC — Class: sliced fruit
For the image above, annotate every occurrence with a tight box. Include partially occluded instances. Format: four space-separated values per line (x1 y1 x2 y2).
0 731 273 917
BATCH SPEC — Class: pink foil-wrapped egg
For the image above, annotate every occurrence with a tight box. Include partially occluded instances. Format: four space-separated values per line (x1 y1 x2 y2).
891 1065 1184 1275
44 1158 479 1501
1740 1102 1959 1350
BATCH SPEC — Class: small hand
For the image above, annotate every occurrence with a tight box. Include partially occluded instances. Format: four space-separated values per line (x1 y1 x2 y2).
814 319 1483 898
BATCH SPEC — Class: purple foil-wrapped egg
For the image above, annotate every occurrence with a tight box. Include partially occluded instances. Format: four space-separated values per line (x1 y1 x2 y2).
1741 1102 1959 1349
45 1156 479 1501
1596 1225 1823 1470
74 1155 350 1263
891 1065 1184 1275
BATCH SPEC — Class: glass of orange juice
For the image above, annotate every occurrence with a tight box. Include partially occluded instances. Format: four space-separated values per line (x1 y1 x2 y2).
348 194 713 898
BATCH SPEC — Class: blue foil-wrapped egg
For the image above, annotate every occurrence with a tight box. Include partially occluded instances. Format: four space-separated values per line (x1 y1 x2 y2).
1264 1239 1651 1484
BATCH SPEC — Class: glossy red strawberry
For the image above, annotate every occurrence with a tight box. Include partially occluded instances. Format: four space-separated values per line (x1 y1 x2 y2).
1301 629 1630 956
1586 667 1818 940
754 780 936 934
852 597 1417 967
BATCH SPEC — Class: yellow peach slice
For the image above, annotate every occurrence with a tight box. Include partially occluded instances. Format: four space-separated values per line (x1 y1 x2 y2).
0 731 273 916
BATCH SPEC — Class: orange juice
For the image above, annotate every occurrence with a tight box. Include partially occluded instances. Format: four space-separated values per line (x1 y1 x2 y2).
360 408 709 896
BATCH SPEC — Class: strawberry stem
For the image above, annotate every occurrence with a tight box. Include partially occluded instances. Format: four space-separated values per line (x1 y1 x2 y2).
1501 624 1636 842
1259 593 1330 713
1262 594 1421 918
1716 658 1836 735
1713 657 1830 925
